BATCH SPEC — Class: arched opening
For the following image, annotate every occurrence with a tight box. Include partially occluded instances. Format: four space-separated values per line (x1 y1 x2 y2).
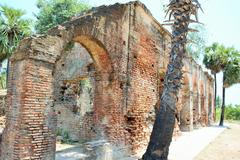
53 37 113 159
53 42 96 143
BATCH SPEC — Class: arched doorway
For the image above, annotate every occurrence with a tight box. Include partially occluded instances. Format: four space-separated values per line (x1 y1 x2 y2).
1 34 116 160
52 39 116 159
53 42 96 142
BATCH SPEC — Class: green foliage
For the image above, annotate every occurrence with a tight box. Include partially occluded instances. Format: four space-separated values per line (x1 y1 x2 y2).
203 43 229 74
186 24 207 60
0 71 6 89
35 0 90 33
0 5 32 61
56 128 74 144
64 41 75 51
203 43 240 87
216 96 222 108
223 49 240 87
56 127 63 136
216 104 240 121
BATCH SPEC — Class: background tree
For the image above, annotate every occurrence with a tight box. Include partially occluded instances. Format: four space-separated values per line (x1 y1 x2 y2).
203 43 228 120
142 1 202 159
187 24 207 61
0 5 32 88
219 48 240 126
216 96 222 108
35 0 90 33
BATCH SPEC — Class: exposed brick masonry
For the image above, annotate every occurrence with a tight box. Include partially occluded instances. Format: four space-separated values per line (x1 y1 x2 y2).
0 1 214 159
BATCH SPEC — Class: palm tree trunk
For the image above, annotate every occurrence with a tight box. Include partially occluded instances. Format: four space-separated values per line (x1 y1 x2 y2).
0 62 2 89
219 74 225 126
214 73 217 121
6 59 9 88
142 1 199 159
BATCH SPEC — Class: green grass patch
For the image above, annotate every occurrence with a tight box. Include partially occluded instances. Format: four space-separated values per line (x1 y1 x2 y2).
216 104 240 121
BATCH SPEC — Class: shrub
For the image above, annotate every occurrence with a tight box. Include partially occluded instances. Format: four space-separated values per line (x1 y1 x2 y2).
216 104 240 121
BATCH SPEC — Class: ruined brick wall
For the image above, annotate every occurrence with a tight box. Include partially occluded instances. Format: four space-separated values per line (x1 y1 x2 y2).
0 90 6 155
0 90 6 117
125 3 171 151
178 57 214 131
1 3 132 159
0 1 215 159
1 37 65 159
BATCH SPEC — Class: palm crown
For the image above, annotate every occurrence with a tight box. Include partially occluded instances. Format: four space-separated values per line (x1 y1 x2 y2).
0 5 32 62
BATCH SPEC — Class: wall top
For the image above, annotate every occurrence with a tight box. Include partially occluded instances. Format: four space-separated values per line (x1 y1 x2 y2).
10 35 65 64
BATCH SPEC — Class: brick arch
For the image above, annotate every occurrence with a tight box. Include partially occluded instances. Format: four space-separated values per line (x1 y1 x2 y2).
1 17 123 160
73 35 112 74
52 34 115 140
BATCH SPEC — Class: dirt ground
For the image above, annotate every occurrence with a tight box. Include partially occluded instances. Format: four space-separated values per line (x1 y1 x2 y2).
194 122 240 160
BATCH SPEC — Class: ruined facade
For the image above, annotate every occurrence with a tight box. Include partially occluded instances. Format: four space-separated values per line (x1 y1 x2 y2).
0 2 214 159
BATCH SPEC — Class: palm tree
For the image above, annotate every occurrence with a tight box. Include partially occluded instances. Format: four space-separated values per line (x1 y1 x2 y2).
203 43 228 120
142 0 202 159
0 5 31 86
219 48 240 126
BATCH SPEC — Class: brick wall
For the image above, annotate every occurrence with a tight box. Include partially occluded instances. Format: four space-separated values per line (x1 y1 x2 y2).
0 90 6 117
0 1 215 159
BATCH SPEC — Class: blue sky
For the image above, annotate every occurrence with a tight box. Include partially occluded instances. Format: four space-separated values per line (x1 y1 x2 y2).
1 0 239 105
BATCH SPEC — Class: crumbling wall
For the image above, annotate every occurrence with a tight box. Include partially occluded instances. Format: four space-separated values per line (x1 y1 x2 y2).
179 57 214 131
179 64 192 131
125 3 171 151
1 3 132 159
54 43 95 142
0 1 215 159
0 90 6 117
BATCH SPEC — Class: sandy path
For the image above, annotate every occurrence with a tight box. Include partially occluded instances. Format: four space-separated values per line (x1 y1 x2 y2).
168 125 226 160
194 122 240 160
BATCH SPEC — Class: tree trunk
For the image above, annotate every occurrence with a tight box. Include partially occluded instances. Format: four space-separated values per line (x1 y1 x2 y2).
214 73 217 121
6 59 9 88
219 75 225 126
0 62 3 89
142 1 200 159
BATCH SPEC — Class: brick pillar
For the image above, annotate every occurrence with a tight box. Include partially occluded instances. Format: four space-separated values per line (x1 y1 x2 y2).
1 36 63 160
180 89 193 131
1 59 56 160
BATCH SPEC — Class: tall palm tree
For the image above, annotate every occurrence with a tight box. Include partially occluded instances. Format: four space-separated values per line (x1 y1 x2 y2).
219 48 240 126
203 43 228 120
0 5 31 86
142 0 202 159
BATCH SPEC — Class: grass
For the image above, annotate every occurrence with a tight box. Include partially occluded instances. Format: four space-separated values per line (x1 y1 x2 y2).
216 104 240 121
